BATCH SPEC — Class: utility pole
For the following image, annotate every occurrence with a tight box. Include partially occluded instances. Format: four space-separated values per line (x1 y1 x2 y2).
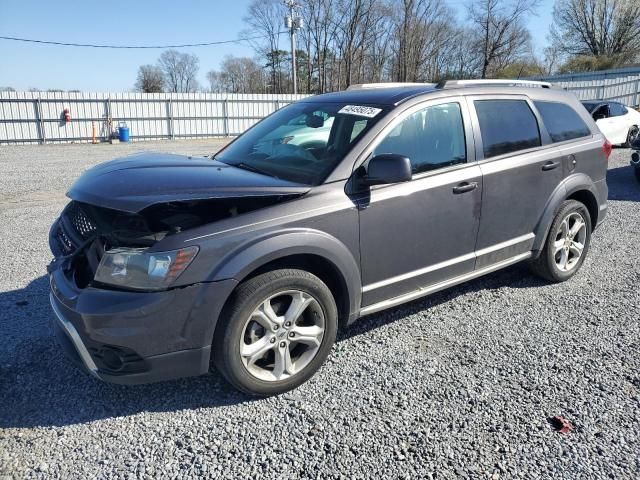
284 0 303 95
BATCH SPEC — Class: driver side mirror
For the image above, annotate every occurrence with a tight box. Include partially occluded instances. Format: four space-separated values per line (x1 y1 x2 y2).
362 154 412 186
593 113 606 121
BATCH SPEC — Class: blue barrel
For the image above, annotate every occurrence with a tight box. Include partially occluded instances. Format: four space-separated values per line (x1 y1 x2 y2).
118 122 130 142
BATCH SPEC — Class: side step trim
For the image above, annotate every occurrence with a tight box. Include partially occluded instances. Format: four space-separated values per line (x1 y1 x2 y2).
359 252 531 316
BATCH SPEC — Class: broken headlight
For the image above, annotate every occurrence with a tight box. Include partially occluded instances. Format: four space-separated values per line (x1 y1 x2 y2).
94 246 198 290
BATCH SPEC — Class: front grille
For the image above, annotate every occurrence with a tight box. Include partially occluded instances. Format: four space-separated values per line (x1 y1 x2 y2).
55 224 75 255
67 202 97 239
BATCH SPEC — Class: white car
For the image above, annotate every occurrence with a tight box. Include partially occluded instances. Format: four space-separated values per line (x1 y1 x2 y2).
582 100 640 147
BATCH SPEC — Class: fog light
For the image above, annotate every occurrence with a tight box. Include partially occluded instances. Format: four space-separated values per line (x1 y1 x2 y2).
101 348 124 370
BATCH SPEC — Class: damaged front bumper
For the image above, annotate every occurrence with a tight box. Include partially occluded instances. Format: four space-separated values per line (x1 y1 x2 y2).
49 268 237 384
48 251 237 385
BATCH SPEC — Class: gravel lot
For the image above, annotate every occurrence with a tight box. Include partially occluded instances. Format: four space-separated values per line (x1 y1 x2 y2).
0 141 639 479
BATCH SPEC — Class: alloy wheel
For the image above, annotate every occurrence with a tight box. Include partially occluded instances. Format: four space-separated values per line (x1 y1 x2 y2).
553 212 587 272
239 290 325 381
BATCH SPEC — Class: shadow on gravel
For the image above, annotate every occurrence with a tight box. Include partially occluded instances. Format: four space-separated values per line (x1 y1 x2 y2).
0 276 253 429
606 164 640 202
1 265 546 429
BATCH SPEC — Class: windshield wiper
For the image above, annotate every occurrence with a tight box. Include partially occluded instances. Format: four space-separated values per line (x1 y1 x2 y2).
233 162 280 179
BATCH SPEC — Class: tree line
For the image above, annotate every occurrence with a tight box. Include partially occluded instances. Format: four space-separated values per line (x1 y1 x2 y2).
135 0 640 94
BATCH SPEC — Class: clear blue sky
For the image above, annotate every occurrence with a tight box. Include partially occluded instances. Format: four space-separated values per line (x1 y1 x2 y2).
0 0 555 92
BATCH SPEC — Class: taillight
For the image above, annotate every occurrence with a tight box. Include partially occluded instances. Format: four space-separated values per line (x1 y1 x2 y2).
602 138 612 161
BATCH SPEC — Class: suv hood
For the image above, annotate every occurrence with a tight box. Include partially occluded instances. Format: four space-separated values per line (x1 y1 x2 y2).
67 152 310 213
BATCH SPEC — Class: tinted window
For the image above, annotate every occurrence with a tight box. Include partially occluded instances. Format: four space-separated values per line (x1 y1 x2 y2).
474 100 541 158
581 102 600 113
592 104 609 119
609 103 627 117
534 101 591 143
374 102 466 174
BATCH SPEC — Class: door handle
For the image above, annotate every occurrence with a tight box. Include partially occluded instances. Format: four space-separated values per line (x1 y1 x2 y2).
452 182 478 194
542 161 560 171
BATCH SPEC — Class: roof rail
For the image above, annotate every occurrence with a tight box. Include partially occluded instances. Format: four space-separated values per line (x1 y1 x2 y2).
347 82 435 90
436 79 555 89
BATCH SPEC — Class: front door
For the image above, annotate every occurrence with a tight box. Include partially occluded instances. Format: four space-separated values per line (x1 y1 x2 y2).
355 99 482 307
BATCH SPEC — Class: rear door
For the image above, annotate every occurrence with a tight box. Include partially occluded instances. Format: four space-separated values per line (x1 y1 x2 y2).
468 95 562 268
608 103 632 144
593 104 626 144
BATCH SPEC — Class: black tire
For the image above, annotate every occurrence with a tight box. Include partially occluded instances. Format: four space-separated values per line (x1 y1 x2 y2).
530 200 592 283
213 269 338 396
622 125 639 148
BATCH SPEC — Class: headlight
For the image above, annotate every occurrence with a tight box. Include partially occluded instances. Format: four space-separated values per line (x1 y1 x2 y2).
94 246 198 290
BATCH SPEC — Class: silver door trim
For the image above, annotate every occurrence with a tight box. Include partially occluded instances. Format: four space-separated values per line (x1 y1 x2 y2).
362 233 533 293
359 251 532 316
475 233 534 257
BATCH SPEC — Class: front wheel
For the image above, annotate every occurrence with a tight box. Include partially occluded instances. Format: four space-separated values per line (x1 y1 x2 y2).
213 269 337 396
530 200 592 282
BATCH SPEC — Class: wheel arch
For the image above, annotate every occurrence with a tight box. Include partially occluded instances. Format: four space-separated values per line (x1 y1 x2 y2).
210 228 362 328
532 174 599 254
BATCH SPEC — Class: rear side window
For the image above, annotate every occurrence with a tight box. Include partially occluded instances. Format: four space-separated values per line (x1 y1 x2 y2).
609 103 627 117
474 100 541 158
534 101 591 143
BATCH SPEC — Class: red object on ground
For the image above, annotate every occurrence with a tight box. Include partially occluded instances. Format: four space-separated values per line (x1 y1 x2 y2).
551 416 573 434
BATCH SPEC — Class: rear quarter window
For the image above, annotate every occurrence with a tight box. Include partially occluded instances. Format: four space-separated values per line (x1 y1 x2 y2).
609 103 628 117
534 100 591 143
474 99 541 158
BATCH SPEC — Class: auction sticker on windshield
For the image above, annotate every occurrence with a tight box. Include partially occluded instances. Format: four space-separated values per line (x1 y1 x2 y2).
338 105 382 118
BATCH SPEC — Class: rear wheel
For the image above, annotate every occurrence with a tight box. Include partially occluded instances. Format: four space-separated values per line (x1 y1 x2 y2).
213 269 337 396
530 200 592 282
623 125 639 148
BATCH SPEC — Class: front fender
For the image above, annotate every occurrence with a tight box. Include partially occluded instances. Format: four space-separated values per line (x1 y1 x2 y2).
209 228 362 321
532 173 599 253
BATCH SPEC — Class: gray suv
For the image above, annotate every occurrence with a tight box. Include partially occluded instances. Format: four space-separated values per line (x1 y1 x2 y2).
48 80 609 395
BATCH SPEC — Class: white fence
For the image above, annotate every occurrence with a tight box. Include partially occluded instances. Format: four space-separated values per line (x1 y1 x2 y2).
0 92 310 145
3 69 640 145
529 66 640 107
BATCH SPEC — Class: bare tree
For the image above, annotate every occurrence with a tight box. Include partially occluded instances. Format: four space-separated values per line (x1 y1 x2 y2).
158 50 200 93
243 0 287 93
238 0 543 91
207 56 267 93
467 0 539 78
299 0 339 92
135 65 165 93
550 0 640 67
390 0 455 82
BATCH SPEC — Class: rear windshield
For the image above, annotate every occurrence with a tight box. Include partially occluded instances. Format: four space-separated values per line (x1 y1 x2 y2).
215 102 388 185
534 101 591 143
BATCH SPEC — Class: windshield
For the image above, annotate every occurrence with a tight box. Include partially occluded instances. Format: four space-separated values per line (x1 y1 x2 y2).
215 101 388 185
